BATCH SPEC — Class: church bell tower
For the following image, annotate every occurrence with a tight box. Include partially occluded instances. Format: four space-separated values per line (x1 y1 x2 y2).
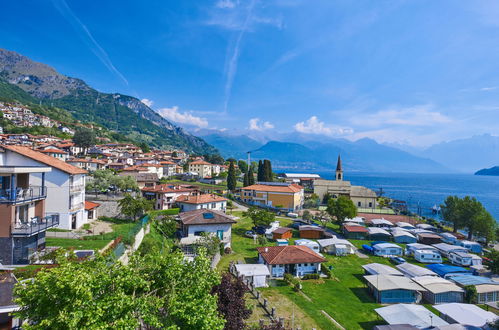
335 155 343 181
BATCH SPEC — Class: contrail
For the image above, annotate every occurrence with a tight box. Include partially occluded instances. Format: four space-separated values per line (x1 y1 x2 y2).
52 0 129 87
222 0 256 113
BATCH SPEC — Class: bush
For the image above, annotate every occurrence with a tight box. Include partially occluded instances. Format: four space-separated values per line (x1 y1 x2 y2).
283 273 299 286
293 282 302 292
82 224 91 230
322 266 332 279
302 273 320 280
257 236 268 245
224 247 232 254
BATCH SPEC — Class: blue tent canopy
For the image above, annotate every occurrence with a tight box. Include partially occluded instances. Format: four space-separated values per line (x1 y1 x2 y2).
426 264 471 277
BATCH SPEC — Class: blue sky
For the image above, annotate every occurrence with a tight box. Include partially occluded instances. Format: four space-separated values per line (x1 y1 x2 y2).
1 0 499 147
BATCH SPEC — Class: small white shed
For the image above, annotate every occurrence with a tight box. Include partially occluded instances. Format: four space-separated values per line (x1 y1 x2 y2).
234 264 271 288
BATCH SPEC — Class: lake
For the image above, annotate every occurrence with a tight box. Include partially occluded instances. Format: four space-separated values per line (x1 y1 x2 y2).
314 171 499 221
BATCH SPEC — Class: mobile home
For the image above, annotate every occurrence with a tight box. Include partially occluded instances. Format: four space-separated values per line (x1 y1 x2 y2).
373 243 403 257
294 239 320 253
458 240 482 254
432 243 468 258
414 249 442 264
448 251 473 267
439 233 458 245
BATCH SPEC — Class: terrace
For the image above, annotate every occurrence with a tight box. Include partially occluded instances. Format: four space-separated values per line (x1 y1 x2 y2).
11 214 59 236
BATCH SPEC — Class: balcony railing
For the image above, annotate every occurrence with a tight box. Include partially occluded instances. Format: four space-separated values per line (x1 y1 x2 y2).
11 214 59 236
69 202 85 212
0 186 46 204
70 184 85 193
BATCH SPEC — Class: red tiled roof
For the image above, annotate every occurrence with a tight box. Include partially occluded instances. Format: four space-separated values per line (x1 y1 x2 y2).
241 184 303 193
176 194 227 204
85 201 101 210
141 184 195 193
343 225 369 233
2 145 87 175
272 227 292 234
179 209 236 225
190 160 212 165
256 245 326 265
39 148 68 154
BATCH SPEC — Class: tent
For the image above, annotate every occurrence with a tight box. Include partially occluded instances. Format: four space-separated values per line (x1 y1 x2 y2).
433 303 498 327
375 304 448 328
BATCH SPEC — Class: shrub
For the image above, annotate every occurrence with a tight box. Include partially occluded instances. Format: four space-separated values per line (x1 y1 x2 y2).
224 247 232 254
322 266 332 279
302 273 320 280
293 282 302 292
82 223 91 230
257 236 268 245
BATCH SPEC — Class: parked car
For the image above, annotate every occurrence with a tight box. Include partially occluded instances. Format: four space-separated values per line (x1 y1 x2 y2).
389 256 406 265
245 230 258 239
252 226 266 235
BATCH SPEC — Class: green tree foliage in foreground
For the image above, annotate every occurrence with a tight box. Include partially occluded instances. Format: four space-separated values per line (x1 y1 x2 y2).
487 250 499 275
14 249 225 329
441 195 496 241
118 194 154 221
326 195 357 223
243 206 276 228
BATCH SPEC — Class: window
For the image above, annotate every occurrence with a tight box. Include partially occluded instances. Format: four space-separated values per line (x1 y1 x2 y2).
369 202 373 207
212 203 216 208
217 230 224 240
358 202 361 207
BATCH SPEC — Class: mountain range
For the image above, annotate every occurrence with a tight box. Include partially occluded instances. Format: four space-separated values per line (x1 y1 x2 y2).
0 49 216 154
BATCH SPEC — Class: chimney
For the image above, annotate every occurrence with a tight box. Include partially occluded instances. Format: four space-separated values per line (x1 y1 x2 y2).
264 247 268 253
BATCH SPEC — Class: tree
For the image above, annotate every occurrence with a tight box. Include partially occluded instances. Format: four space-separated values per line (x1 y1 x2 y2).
302 210 313 221
14 249 225 329
322 192 332 205
257 160 264 182
464 285 477 303
317 210 330 227
172 151 178 158
304 193 320 209
153 215 177 239
263 160 273 182
243 172 249 187
138 142 151 153
118 194 153 221
247 167 255 185
487 250 499 274
243 207 275 228
441 195 465 232
227 200 234 214
212 273 251 330
227 161 237 191
377 197 390 209
326 196 357 223
72 127 96 154
237 160 248 174
113 175 139 192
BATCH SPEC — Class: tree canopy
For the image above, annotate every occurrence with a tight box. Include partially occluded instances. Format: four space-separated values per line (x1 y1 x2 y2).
243 206 275 228
212 273 251 330
326 196 357 223
227 161 237 191
118 193 153 221
14 249 225 329
72 127 96 152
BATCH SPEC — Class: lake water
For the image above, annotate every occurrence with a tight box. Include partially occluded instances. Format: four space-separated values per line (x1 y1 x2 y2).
314 171 499 221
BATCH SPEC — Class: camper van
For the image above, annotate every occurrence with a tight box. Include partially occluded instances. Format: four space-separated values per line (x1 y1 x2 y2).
294 239 320 253
449 251 473 267
414 249 442 263
458 240 482 254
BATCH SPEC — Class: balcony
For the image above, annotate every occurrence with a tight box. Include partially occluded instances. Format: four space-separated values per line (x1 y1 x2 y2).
0 186 46 204
70 184 85 194
11 214 59 237
69 202 85 212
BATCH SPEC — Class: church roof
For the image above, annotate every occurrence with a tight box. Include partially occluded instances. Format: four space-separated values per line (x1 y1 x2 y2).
336 155 342 171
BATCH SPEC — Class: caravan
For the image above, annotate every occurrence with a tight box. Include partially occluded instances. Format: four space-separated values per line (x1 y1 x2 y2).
449 251 473 267
458 240 482 254
414 249 442 263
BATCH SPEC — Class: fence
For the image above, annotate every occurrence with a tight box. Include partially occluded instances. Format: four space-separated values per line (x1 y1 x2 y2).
229 262 285 327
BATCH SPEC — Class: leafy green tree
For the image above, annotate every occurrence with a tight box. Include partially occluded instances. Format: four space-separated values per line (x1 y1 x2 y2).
257 160 264 182
263 159 273 182
247 167 255 185
72 127 96 154
322 192 332 205
112 175 139 192
227 161 237 191
441 195 464 232
118 194 153 221
377 197 390 209
326 196 357 223
243 206 275 228
153 215 177 239
317 210 330 227
464 285 477 303
304 193 320 209
14 249 225 329
302 210 313 221
237 160 248 174
243 172 249 187
487 250 499 274
138 142 151 153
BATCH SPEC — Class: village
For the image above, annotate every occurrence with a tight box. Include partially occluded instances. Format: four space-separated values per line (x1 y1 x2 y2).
0 130 498 329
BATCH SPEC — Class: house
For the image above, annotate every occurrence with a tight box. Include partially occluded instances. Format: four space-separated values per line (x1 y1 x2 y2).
448 275 499 303
313 156 377 208
362 263 403 276
439 232 458 245
240 183 305 211
373 243 403 257
432 243 468 258
458 240 482 254
124 172 159 189
176 194 227 212
342 224 368 239
411 276 464 304
375 304 448 328
84 201 100 221
392 229 417 244
233 264 271 288
1 145 88 230
272 227 292 240
299 225 324 239
141 184 195 210
396 263 438 278
294 239 320 253
317 237 355 256
364 275 426 303
39 148 68 161
448 251 473 267
178 209 236 249
188 160 212 178
425 264 472 279
433 303 498 327
256 245 326 278
66 158 107 172
417 233 442 245
414 249 442 263
0 269 20 328
0 163 58 264
368 227 391 241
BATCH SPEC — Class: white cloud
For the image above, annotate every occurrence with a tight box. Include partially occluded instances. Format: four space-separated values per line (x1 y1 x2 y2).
294 116 353 136
216 0 236 9
481 86 499 91
157 106 208 128
249 118 274 131
352 105 452 128
141 98 154 107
